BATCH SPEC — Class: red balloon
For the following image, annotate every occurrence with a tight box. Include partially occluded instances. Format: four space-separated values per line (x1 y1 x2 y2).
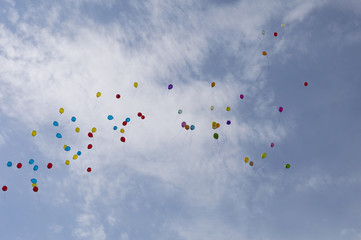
47 163 53 169
88 132 93 138
120 137 126 142
2 186 7 191
116 94 121 99
240 94 244 99
87 144 93 149
141 115 145 120
137 112 142 117
33 186 38 192
279 107 283 113
270 142 275 148
304 82 308 86
17 163 22 169
122 121 127 126
87 167 91 172
274 32 278 37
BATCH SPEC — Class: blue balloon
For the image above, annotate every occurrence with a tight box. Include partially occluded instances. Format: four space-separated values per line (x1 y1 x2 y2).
31 178 37 184
71 116 76 122
33 165 38 171
7 161 12 167
190 125 195 130
77 151 81 156
56 133 62 138
107 115 114 120
29 159 34 165
113 126 118 130
53 121 59 126
125 117 130 122
65 146 71 151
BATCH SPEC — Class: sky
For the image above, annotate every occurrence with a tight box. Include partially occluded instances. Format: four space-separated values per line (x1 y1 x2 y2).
0 0 360 239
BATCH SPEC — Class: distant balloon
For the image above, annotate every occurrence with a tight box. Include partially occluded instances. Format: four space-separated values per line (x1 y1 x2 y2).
87 167 92 172
213 133 219 139
262 153 267 159
71 116 76 122
107 115 114 120
249 161 254 166
31 130 37 137
141 115 145 120
210 106 214 111
88 132 93 138
47 163 53 169
29 159 34 165
181 121 186 128
178 109 183 114
281 23 286 28
185 125 190 130
7 161 12 167
137 112 142 117
113 126 118 130
274 32 278 37
190 125 195 130
168 84 173 90
270 142 275 148
87 144 93 149
2 186 7 191
226 120 231 125
53 121 59 126
244 157 249 163
31 178 37 184
226 106 231 111
56 133 62 138
59 108 64 114
16 163 22 169
304 82 308 86
75 127 80 133
279 107 283 113
211 82 215 88
120 128 125 133
77 151 81 156
285 164 291 169
116 94 121 99
73 155 78 160
120 137 126 142
262 51 267 56
240 94 244 99
126 117 131 122
33 186 38 192
262 30 265 35
65 160 70 165
32 183 37 187
65 146 71 151
134 82 138 88
91 127 97 133
33 165 38 171
122 121 127 126
96 92 101 98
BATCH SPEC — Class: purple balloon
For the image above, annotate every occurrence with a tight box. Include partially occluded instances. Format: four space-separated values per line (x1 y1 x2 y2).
279 107 283 113
270 142 275 148
181 121 186 128
168 84 173 90
226 120 231 125
240 94 244 99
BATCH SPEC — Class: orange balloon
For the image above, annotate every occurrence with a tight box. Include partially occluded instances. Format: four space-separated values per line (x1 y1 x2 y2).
211 82 215 87
262 51 267 56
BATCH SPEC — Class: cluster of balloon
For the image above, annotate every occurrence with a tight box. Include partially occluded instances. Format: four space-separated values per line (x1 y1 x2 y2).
181 121 195 131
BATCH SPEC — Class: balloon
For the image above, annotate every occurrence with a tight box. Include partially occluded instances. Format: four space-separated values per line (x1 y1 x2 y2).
281 23 285 28
285 164 291 169
65 160 70 165
87 144 93 149
141 115 145 119
47 163 53 169
31 178 37 184
134 82 138 88
29 159 34 165
210 106 214 111
213 133 219 139
77 151 81 156
168 84 173 90
216 123 220 128
211 82 215 87
240 94 244 99
113 126 118 130
270 142 275 148
53 121 59 126
75 127 80 133
279 107 283 113
126 117 130 122
116 94 121 99
212 122 217 128
181 122 186 128
65 146 71 151
304 82 308 86
178 109 183 114
244 157 249 163
226 106 231 111
91 127 97 133
226 120 231 125
16 163 22 169
120 137 126 142
73 155 78 160
249 161 254 166
31 130 37 137
122 121 127 126
2 186 7 191
33 165 38 171
107 115 114 120
120 128 125 133
262 153 267 159
71 116 76 122
262 51 267 56
137 112 142 117
262 30 265 35
59 108 64 114
88 132 93 138
56 133 62 138
274 32 278 37
87 167 92 172
33 186 39 192
190 125 195 130
96 92 101 98
32 183 37 187
7 161 12 167
185 125 190 130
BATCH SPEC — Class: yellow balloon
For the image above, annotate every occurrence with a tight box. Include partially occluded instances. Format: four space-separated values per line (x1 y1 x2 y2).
59 108 64 114
210 106 214 110
65 160 70 165
226 106 231 111
120 128 125 133
75 127 80 133
249 161 254 166
134 82 138 88
262 51 267 56
92 127 97 133
63 144 67 149
31 130 37 137
281 23 285 28
32 183 37 187
262 153 267 159
212 122 217 128
244 157 249 163
96 92 101 98
73 155 78 160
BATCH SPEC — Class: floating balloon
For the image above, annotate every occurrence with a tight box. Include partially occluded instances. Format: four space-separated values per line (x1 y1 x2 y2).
29 159 34 165
270 142 275 148
304 82 308 86
7 161 12 167
213 133 219 139
71 116 76 122
53 121 59 126
31 178 37 184
262 51 267 56
262 30 265 35
31 130 37 137
226 106 231 111
226 120 231 125
87 167 92 172
33 165 38 171
178 109 182 114
47 163 53 169
240 94 244 99
113 126 118 130
274 32 278 37
217 123 220 128
137 112 142 117
190 125 195 130
120 128 125 133
33 186 38 192
249 161 254 166
279 107 283 113
96 92 101 98
73 155 78 160
122 121 127 126
17 163 22 169
212 122 217 129
168 84 173 90
262 153 267 159
120 137 126 142
285 164 290 169
2 186 7 191
281 23 285 28
185 125 190 130
181 122 186 128
87 144 93 149
65 160 70 165
77 151 81 156
107 115 114 120
211 82 215 87
141 115 145 119
65 146 71 151
91 127 97 133
56 133 62 138
126 117 130 122
244 157 249 163
134 82 138 88
59 108 64 114
88 132 93 138
210 106 214 111
116 94 121 99
75 127 80 133
32 183 37 187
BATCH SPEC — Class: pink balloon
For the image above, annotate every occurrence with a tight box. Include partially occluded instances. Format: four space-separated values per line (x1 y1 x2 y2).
240 94 244 99
181 121 186 128
270 142 274 148
279 107 283 113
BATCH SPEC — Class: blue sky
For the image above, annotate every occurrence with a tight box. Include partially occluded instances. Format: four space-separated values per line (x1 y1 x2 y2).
0 0 360 239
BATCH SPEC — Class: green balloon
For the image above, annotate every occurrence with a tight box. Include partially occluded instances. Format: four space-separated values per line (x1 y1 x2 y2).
285 164 290 169
262 30 265 35
213 133 219 139
178 109 182 114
